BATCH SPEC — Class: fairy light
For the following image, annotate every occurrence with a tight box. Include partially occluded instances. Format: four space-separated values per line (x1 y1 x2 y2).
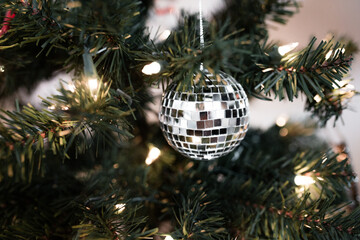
288 56 297 62
294 175 316 186
262 68 274 73
115 203 126 214
66 1 82 8
279 128 289 137
331 79 355 99
336 153 348 161
67 82 76 93
0 65 4 72
325 48 345 60
145 146 161 165
278 42 299 56
332 80 347 89
313 94 322 103
165 236 174 240
142 62 161 75
159 29 171 41
276 114 289 127
88 78 98 92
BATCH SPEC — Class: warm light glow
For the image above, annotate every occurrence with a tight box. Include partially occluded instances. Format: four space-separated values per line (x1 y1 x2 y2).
48 105 56 110
0 65 4 72
145 146 161 165
336 153 348 161
279 128 289 137
278 42 299 56
332 79 356 99
313 94 322 103
325 48 345 60
276 114 289 127
325 50 332 60
262 68 274 73
115 203 126 214
192 136 202 144
142 61 161 75
165 236 174 240
88 78 98 92
61 106 69 111
66 1 82 8
294 175 316 186
159 29 171 41
68 82 76 93
332 79 350 89
288 56 297 62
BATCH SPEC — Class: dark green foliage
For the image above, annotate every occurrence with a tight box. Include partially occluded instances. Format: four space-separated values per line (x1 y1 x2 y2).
213 0 299 38
0 80 133 181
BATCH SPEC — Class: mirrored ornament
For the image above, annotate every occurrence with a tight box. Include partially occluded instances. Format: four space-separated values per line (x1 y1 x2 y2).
159 70 250 160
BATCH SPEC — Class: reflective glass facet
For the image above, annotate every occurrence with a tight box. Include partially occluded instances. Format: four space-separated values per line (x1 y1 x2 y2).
159 71 250 160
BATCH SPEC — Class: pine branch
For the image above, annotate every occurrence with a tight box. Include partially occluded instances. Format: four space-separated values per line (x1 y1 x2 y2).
213 0 300 39
0 176 84 239
247 38 350 100
171 191 229 240
242 37 353 125
227 194 360 239
0 0 149 96
171 127 359 238
73 194 158 240
140 15 257 91
0 80 133 181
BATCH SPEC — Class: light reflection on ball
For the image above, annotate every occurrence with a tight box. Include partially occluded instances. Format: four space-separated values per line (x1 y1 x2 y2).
159 70 250 160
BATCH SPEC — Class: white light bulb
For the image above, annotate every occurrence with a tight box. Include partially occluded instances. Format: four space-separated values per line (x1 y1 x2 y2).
313 94 322 103
325 48 345 60
294 175 316 186
68 82 76 93
115 203 126 214
88 78 98 92
142 62 161 75
278 42 299 56
145 146 161 165
332 79 348 89
276 114 289 127
159 29 171 41
262 68 274 73
0 65 4 72
165 236 174 240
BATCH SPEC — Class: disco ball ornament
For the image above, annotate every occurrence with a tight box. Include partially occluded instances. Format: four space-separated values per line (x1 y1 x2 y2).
159 70 250 160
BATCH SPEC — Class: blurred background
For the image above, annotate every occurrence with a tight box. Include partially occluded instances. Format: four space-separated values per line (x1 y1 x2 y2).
145 0 360 193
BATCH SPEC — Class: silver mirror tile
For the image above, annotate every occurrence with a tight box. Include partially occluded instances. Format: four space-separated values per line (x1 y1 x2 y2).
159 70 250 160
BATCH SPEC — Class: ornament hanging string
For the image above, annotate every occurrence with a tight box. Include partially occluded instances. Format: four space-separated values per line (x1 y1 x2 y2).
159 0 250 161
199 0 204 71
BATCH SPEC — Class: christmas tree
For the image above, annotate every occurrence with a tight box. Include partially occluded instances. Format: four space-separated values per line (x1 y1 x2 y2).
0 0 359 239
